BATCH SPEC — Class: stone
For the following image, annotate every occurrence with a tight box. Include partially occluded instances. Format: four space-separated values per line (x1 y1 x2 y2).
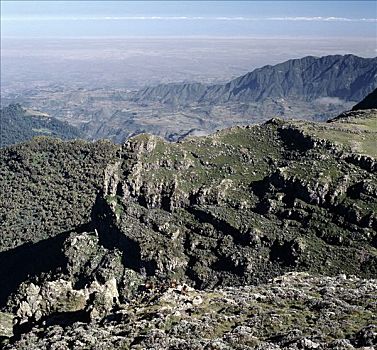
0 312 13 338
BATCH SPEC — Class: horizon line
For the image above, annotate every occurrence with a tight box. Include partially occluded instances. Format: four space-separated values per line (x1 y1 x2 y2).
2 35 377 40
2 15 377 23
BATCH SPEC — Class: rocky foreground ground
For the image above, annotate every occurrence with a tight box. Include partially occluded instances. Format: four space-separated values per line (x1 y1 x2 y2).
1 272 376 349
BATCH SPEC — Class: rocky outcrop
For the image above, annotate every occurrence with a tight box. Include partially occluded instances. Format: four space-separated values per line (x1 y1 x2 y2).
4 232 122 337
89 120 377 290
0 312 13 339
343 153 377 173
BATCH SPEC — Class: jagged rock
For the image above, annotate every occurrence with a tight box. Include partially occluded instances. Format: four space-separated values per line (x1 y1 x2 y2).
65 232 125 285
87 118 377 289
0 311 13 338
12 276 119 329
5 228 134 323
14 279 87 326
86 278 119 321
63 231 108 278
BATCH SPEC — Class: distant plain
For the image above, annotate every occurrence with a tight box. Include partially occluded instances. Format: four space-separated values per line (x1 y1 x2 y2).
2 36 376 90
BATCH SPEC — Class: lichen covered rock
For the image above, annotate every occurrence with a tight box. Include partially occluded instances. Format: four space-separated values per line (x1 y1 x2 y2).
4 273 377 349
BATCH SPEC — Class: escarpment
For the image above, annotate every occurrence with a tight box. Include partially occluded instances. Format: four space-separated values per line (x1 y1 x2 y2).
91 118 377 290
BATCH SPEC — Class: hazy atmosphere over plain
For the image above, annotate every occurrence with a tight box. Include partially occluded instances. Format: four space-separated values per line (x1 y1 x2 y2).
1 1 376 90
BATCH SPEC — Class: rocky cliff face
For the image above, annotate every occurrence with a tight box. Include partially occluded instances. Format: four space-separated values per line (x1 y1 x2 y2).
95 118 377 288
0 112 376 349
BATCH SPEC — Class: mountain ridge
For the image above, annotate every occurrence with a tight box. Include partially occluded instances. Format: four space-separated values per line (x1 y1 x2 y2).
132 54 377 105
2 54 374 146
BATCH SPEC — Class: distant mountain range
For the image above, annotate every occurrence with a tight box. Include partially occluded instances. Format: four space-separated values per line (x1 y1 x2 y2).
1 55 376 146
133 54 377 105
0 104 82 147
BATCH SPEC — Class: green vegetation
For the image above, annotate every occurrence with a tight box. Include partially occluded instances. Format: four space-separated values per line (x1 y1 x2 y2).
0 137 119 251
293 110 377 158
1 104 83 147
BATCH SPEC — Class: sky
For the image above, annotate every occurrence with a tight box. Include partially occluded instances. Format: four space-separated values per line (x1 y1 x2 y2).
1 1 376 38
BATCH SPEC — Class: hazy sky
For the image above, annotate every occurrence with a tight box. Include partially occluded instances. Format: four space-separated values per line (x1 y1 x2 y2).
1 1 376 38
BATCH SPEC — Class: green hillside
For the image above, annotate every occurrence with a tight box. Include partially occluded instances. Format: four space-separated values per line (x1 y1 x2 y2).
0 104 83 147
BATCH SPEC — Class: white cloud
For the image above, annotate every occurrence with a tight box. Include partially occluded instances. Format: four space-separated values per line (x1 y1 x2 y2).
267 16 377 22
2 16 376 22
315 97 345 106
